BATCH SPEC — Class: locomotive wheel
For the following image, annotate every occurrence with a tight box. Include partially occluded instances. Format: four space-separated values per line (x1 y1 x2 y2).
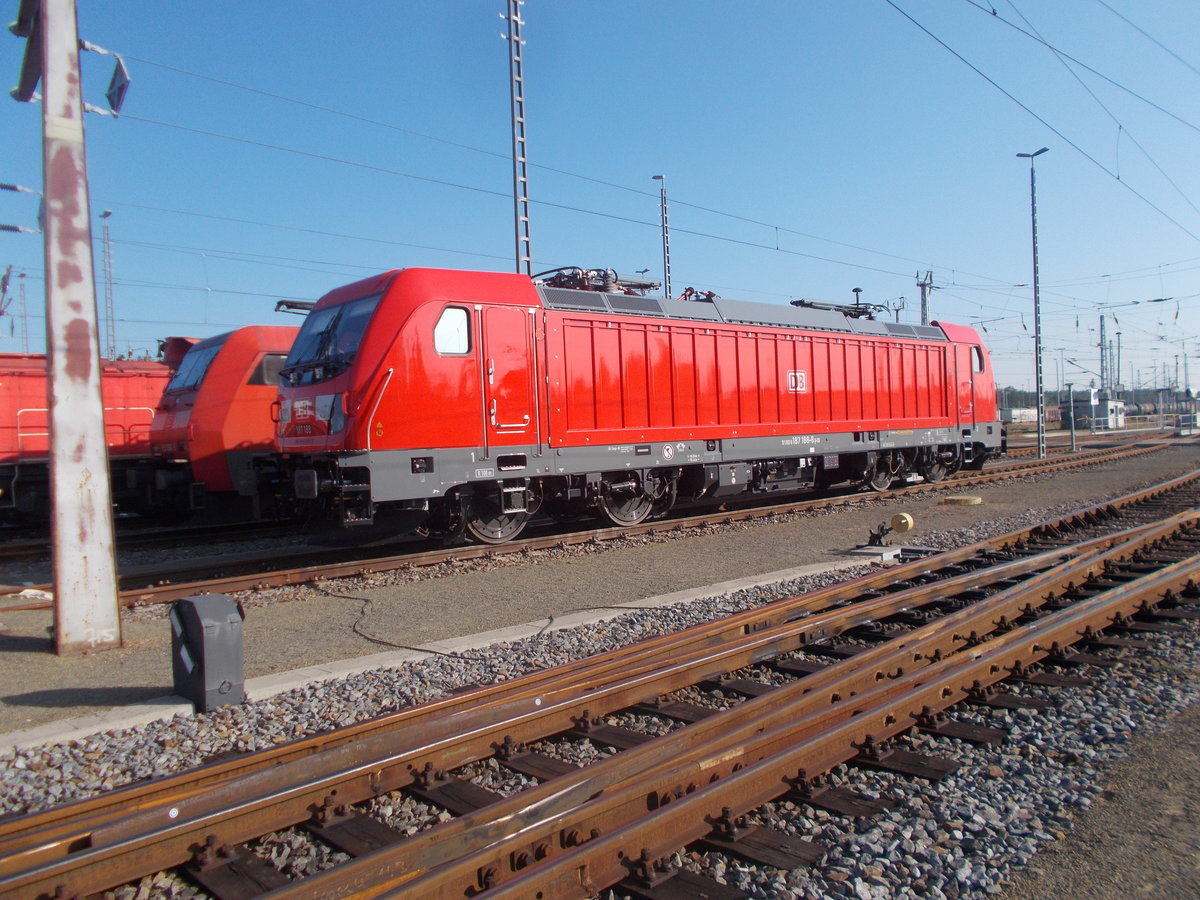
597 479 655 526
464 501 530 544
921 445 962 483
919 459 948 483
864 461 894 492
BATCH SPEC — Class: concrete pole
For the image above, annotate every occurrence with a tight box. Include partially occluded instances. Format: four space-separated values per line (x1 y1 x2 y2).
39 0 122 653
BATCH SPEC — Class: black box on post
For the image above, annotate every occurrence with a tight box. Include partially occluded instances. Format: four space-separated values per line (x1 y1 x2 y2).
170 594 245 713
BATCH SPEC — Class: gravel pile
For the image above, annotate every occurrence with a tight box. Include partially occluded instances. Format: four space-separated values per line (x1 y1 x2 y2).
1 494 1198 898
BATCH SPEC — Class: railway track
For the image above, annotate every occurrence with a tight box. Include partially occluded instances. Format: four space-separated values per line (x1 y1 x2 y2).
1 470 1198 899
0 520 300 567
0 438 1177 612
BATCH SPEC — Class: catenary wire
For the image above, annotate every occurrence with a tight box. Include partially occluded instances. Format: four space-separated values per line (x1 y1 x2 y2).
886 0 1200 245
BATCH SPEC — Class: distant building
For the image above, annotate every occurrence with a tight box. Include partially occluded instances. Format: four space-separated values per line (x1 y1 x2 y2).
1060 391 1125 429
1000 407 1060 428
1000 407 1037 424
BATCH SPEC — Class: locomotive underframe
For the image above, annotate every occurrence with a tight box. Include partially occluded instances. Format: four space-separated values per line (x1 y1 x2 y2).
283 422 1003 543
0 457 153 521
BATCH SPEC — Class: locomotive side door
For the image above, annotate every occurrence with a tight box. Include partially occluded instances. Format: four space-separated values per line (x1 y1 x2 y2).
954 344 976 427
480 305 536 449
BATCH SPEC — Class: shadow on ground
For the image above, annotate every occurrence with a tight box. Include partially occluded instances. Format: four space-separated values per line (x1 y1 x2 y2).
3 686 172 709
0 634 53 654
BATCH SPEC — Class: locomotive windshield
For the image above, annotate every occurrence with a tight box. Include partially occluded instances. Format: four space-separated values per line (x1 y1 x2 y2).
165 338 225 393
282 293 381 385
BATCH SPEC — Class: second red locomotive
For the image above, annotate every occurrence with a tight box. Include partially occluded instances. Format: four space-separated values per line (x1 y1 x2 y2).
275 267 1004 543
132 325 299 520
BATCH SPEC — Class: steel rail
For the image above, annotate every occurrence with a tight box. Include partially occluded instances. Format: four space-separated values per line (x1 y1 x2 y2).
246 513 1200 900
0 473 1184 869
253 515 1200 900
0 523 1054 854
2 513 1194 898
464 554 1200 900
0 469 1194 870
0 470 1194 872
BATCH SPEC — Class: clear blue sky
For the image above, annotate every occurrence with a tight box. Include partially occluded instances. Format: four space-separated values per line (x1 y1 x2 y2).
3 1 1200 393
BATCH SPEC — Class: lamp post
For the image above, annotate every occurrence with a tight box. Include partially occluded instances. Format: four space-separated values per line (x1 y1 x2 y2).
1017 146 1049 459
652 175 671 300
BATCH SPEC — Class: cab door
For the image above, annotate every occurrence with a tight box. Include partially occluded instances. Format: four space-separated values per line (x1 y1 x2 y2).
955 344 976 427
481 306 536 446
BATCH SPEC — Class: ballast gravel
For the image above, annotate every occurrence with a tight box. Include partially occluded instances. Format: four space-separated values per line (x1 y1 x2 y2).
0 451 1198 899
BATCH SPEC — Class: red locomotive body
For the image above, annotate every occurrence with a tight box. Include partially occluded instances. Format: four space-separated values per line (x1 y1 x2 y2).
0 353 172 519
136 325 298 519
277 267 1004 543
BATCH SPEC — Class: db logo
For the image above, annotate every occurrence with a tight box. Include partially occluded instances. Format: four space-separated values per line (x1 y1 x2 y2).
788 370 808 393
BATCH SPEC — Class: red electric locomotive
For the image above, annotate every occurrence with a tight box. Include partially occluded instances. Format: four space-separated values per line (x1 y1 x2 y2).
0 353 174 521
132 325 299 520
276 267 1004 543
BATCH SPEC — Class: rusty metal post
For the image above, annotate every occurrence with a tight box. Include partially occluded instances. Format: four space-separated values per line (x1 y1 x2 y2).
39 0 122 653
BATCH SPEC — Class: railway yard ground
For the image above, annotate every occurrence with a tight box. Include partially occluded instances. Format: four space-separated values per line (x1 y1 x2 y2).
0 438 1198 898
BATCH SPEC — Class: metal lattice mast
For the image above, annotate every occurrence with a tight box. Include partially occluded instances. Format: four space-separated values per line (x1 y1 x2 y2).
19 274 29 353
653 175 672 300
1030 161 1045 459
1018 147 1049 461
916 270 932 325
19 273 31 353
100 212 116 357
504 0 532 276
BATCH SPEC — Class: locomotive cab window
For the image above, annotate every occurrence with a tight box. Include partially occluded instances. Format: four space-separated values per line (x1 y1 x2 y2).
166 342 223 393
973 346 985 373
247 353 289 386
282 292 382 385
434 307 471 355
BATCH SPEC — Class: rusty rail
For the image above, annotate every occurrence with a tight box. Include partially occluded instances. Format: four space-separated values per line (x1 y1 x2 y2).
474 556 1200 900
3 469 1196 865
